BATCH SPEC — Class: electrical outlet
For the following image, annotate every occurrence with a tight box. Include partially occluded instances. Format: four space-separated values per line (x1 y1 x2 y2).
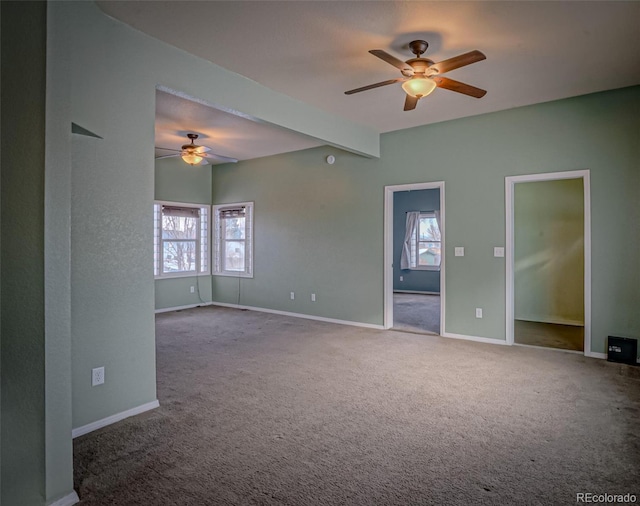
400 276 404 281
92 367 105 386
475 308 483 318
311 293 316 302
290 292 295 300
494 247 505 257
190 286 195 293
455 247 465 257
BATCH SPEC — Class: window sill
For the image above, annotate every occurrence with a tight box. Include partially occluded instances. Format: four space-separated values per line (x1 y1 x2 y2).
409 267 441 272
155 272 210 280
213 272 254 279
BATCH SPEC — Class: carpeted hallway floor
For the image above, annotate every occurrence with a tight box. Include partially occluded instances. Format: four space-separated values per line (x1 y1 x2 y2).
392 293 440 334
74 306 640 505
514 319 584 351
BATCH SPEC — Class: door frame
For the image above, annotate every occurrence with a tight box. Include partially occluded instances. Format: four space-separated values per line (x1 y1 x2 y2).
505 170 591 354
384 181 445 332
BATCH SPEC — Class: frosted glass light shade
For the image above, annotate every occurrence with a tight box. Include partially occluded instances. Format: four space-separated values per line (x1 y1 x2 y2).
401 77 437 98
182 153 203 165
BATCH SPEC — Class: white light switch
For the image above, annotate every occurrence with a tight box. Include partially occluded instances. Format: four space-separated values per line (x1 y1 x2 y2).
455 247 465 257
494 247 505 257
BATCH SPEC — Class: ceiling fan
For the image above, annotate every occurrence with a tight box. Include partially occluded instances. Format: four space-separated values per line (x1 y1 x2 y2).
155 133 238 165
345 40 487 111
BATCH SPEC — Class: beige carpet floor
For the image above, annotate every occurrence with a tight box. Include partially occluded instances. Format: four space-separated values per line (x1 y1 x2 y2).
74 306 640 505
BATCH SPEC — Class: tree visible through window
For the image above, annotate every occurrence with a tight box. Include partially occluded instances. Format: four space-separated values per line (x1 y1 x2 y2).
222 211 246 272
154 203 209 277
415 213 441 269
162 214 197 273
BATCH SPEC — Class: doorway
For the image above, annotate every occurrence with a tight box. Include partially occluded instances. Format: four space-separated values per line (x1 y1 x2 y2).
384 182 445 334
505 170 591 354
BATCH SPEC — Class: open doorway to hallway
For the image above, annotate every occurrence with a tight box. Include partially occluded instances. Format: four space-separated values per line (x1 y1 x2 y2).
506 171 591 354
384 183 444 335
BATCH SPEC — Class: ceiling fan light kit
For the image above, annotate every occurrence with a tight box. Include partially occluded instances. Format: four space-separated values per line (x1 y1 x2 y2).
401 77 437 99
155 133 239 166
182 153 203 166
345 40 486 111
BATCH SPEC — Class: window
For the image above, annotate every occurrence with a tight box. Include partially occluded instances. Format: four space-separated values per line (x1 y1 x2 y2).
213 202 253 278
154 202 209 278
412 212 441 270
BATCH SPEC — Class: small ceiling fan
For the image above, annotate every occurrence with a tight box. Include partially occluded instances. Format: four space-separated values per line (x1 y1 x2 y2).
345 40 487 111
155 133 238 165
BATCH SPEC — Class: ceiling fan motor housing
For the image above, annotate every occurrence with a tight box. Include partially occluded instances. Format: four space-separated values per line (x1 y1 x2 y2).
404 58 436 76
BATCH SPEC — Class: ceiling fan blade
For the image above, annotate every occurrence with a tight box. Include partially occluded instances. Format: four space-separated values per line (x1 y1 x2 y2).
155 153 179 160
204 152 238 164
345 78 405 95
430 50 486 74
433 76 486 98
369 50 413 73
194 146 211 153
155 147 181 152
403 94 419 111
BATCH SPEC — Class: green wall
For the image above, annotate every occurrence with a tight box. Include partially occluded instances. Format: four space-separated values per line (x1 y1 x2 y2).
515 179 584 325
1 2 46 503
1 3 77 504
155 156 212 205
45 1 76 502
212 149 384 324
212 86 640 355
155 156 213 310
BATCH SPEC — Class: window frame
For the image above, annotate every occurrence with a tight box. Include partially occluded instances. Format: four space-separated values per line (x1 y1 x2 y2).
411 211 441 272
154 200 210 279
212 201 254 278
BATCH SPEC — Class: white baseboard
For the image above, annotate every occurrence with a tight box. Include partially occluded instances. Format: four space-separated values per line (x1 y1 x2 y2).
515 316 584 327
393 290 440 295
210 301 385 330
47 491 79 506
72 399 160 438
441 332 509 346
442 332 607 358
155 302 213 313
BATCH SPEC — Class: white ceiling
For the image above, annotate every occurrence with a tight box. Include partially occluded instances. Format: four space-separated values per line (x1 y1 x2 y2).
99 1 640 162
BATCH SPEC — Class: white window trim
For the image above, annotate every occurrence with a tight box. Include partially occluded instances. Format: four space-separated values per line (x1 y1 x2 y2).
213 201 254 278
412 211 441 272
154 200 211 279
